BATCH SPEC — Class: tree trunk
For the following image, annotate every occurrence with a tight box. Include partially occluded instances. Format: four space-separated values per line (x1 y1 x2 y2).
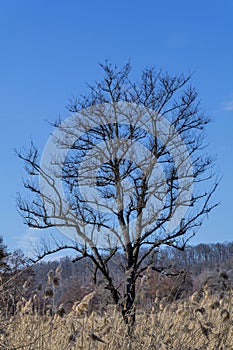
122 272 136 335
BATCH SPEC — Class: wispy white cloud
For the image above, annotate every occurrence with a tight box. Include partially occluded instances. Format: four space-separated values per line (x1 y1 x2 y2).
16 228 76 261
224 97 233 111
15 228 41 257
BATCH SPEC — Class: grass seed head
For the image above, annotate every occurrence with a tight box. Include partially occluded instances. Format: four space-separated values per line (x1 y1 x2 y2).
55 265 62 275
221 309 230 322
53 275 61 287
47 270 54 285
44 288 54 298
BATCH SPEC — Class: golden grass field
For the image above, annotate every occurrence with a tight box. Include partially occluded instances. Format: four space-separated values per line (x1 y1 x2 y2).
1 285 233 350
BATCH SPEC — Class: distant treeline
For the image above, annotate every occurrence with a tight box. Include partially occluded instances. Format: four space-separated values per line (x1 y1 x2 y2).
32 241 233 290
2 238 233 314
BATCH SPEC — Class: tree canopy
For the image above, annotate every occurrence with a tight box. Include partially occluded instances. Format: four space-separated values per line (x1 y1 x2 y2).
16 62 218 327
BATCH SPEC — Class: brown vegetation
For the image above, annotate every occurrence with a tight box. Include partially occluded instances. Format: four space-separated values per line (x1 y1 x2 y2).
1 274 233 349
1 253 233 349
2 239 233 348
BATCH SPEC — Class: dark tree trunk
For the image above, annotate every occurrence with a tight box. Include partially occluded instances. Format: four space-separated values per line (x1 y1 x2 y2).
122 271 136 334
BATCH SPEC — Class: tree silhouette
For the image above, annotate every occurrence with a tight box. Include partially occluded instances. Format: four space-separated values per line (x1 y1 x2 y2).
16 62 218 329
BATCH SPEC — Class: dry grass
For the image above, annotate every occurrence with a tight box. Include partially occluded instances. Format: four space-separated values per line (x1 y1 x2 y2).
1 269 233 349
0 288 233 349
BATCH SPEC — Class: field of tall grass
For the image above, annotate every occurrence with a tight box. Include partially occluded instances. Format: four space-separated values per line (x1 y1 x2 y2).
1 274 233 350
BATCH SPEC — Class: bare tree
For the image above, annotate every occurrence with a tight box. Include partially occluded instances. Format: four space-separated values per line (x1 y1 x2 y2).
16 62 218 329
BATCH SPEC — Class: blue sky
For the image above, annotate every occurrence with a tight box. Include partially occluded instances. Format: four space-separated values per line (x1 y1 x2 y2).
0 0 233 254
